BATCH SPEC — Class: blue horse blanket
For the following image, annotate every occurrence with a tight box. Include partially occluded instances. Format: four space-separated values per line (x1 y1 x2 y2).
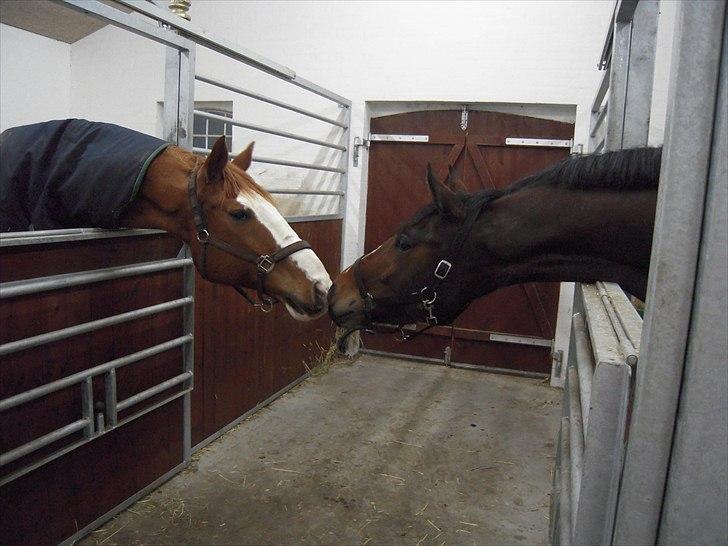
0 119 169 231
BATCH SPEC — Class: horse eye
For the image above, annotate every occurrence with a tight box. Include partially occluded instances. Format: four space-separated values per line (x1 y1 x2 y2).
396 234 413 251
230 209 248 221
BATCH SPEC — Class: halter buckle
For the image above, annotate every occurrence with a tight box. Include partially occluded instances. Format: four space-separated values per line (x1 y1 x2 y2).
257 255 275 273
434 260 452 280
196 229 210 243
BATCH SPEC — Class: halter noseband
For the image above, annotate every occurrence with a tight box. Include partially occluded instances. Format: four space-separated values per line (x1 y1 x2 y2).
338 195 492 351
187 167 312 312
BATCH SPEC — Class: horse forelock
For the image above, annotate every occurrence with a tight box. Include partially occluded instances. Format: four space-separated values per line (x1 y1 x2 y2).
223 164 275 204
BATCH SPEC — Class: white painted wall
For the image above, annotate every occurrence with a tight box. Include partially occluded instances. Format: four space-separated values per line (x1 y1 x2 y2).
0 24 71 132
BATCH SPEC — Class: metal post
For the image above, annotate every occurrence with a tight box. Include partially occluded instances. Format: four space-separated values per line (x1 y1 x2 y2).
339 105 352 271
81 377 95 438
613 2 727 543
105 369 118 427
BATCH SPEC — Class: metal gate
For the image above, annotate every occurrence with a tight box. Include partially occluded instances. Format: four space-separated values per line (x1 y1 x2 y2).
0 1 351 544
552 1 727 543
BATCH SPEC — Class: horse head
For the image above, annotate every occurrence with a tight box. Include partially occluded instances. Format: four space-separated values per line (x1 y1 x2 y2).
181 137 331 320
328 165 487 331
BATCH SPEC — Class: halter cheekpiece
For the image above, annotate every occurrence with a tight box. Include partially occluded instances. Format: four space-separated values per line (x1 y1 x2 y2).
338 194 494 351
187 166 312 312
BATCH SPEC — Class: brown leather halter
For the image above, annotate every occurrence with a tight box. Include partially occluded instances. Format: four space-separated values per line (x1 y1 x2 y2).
187 167 312 312
337 192 495 351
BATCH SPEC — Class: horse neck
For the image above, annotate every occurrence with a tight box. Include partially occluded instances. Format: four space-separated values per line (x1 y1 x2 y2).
119 147 197 241
471 185 657 299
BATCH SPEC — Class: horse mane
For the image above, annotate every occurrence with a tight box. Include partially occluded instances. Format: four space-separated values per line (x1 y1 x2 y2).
224 164 274 203
504 146 662 194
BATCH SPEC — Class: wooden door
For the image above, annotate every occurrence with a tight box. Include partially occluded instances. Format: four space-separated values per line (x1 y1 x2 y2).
363 109 574 373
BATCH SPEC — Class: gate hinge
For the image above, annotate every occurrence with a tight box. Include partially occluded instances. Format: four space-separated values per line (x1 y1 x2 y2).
552 349 564 377
352 136 369 167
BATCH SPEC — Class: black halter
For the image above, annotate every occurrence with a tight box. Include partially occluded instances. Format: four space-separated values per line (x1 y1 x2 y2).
337 195 493 351
187 167 312 312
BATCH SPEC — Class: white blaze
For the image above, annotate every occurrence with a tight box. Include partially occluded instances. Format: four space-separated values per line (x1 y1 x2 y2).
236 192 332 317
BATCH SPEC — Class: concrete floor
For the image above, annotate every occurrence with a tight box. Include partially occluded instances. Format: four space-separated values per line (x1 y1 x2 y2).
83 355 561 546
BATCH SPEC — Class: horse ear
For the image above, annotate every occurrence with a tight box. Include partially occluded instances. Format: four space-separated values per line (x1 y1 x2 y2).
446 165 469 194
231 141 254 172
204 135 229 183
427 163 465 220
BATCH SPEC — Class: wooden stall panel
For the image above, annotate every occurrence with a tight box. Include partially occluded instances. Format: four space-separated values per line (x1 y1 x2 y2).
192 219 341 445
0 234 187 546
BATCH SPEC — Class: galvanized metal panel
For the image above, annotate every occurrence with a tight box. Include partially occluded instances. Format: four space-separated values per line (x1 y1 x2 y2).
613 2 727 543
658 18 728 542
621 0 659 148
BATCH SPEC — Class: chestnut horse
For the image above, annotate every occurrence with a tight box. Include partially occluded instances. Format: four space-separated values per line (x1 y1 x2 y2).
329 147 660 338
0 119 330 320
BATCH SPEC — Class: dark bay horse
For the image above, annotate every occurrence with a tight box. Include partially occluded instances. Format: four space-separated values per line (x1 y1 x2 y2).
328 147 660 335
0 119 330 320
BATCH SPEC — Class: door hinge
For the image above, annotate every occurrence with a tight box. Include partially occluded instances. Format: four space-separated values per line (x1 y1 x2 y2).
460 105 469 131
353 133 430 167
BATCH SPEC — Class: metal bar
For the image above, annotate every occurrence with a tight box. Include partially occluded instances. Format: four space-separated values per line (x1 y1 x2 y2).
614 2 727 543
567 366 584 528
269 189 344 196
593 138 605 154
559 417 572 545
116 372 192 412
368 134 429 143
0 228 165 247
489 333 553 348
339 105 352 269
592 66 611 114
284 214 343 223
192 147 346 173
0 297 192 356
0 258 191 299
590 103 608 138
504 137 573 148
600 282 642 350
180 246 194 462
621 0 659 148
597 1 617 69
193 109 346 151
596 282 638 365
606 18 632 150
0 390 189 487
0 419 89 467
112 0 293 78
105 369 118 427
53 0 192 50
573 313 595 432
573 361 632 545
110 1 350 106
195 74 347 128
0 336 192 412
81 377 95 438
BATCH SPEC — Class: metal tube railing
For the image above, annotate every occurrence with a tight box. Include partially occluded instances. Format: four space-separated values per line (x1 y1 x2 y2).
196 74 347 128
0 335 192 412
193 109 346 151
559 417 572 545
0 419 90 467
0 297 193 356
573 313 595 431
567 366 585 525
192 147 346 174
0 228 166 247
0 258 191 299
117 372 192 412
